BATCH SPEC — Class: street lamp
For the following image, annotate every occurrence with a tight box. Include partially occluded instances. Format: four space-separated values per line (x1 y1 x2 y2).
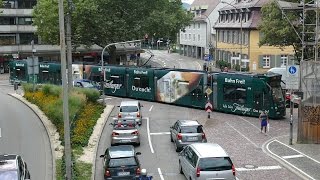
100 39 142 104
200 14 213 69
221 1 243 72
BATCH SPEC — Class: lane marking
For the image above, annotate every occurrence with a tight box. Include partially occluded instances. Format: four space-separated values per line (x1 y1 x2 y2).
157 168 165 180
149 105 153 112
238 116 272 138
196 61 202 70
236 165 281 171
266 140 316 180
275 140 320 164
146 118 154 153
0 128 1 138
150 132 170 135
282 154 304 159
226 122 259 148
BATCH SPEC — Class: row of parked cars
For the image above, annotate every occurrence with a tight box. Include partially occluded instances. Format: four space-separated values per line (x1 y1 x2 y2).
99 100 236 180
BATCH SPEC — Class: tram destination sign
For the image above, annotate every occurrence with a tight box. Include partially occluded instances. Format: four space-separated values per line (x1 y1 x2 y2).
286 65 300 90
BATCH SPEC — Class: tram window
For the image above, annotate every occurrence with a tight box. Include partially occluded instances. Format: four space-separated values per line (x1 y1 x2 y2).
223 85 247 104
134 76 149 88
110 75 124 84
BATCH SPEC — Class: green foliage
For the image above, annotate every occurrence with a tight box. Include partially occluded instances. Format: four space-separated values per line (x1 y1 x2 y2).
33 0 192 48
41 84 62 97
216 60 231 70
76 88 100 103
22 83 36 93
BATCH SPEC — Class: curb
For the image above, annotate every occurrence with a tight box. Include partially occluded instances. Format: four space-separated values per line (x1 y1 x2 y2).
91 105 114 180
262 136 310 180
8 93 56 180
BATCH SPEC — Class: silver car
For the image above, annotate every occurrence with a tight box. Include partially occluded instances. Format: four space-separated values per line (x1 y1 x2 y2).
170 120 207 152
118 101 143 125
179 143 236 180
111 119 140 146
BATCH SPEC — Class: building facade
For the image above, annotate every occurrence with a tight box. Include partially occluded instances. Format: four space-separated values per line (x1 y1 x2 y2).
215 0 295 72
179 0 232 60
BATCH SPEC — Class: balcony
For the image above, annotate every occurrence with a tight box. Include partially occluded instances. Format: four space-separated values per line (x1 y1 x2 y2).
0 9 33 16
0 25 36 33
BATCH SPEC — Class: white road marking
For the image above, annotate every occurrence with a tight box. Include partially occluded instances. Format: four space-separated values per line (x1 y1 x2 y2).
266 140 316 180
282 154 304 159
236 165 282 171
0 128 1 138
226 122 259 148
146 118 154 153
105 97 112 100
149 105 153 112
275 140 320 164
196 61 202 70
150 132 170 135
157 168 165 180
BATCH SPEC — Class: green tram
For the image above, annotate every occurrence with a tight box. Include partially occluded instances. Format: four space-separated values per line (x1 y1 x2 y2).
9 60 285 119
209 72 285 118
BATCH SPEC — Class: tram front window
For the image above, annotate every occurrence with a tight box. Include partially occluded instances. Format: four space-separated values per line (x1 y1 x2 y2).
271 87 284 103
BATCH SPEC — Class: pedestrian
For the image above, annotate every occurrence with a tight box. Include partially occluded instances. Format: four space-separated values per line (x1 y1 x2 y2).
259 110 269 135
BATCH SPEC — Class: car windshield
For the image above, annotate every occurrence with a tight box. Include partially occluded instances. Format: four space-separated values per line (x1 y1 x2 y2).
271 87 284 102
108 157 137 167
120 106 138 112
0 171 18 180
82 81 94 88
181 126 202 133
198 157 232 171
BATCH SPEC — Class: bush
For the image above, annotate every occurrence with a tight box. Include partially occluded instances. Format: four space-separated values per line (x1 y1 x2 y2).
41 84 62 97
77 88 100 103
22 83 35 93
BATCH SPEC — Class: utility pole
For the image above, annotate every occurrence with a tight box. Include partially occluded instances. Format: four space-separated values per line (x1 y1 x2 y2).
31 40 35 92
58 0 72 178
240 13 243 72
66 0 74 91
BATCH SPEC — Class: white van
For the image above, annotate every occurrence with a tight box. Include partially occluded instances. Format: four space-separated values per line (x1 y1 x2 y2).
267 67 286 89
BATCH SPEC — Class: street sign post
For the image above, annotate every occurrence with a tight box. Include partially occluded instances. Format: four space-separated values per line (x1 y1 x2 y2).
205 87 212 95
286 65 299 145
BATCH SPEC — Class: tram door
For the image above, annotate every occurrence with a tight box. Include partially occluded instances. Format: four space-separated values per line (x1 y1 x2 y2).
253 90 270 111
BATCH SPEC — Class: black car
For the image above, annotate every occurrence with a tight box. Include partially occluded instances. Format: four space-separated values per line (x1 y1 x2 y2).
0 154 31 180
100 145 141 180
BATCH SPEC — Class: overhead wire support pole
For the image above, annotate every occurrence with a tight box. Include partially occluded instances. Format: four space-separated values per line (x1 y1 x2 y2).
58 0 72 178
66 0 75 91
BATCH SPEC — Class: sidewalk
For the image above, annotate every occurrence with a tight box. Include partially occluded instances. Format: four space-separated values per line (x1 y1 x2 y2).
263 134 320 180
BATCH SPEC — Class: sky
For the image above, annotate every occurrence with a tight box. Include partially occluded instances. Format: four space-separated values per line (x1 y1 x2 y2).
182 0 194 4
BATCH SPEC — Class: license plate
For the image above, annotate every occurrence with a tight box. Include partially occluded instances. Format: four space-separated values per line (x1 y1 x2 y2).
118 171 130 176
188 137 198 141
120 139 131 143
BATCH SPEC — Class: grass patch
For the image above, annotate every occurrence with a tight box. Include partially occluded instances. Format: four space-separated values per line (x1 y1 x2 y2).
75 162 92 180
56 159 63 180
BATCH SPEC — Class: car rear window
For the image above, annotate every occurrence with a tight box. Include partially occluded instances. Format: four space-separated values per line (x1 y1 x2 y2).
113 122 136 130
109 157 137 167
0 170 18 179
120 106 138 112
181 126 203 133
198 157 233 171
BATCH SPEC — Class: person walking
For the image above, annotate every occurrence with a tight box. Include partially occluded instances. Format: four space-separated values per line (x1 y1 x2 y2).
259 110 269 135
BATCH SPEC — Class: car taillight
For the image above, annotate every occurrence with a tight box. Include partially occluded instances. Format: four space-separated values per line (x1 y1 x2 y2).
232 164 236 176
112 132 119 136
131 131 139 135
117 122 122 127
137 112 140 117
136 168 141 175
202 133 206 139
177 133 182 140
196 167 200 177
105 169 111 177
118 113 121 118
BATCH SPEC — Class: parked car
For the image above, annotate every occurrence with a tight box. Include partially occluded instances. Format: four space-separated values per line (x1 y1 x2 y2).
179 143 236 180
170 120 207 152
74 79 99 89
118 101 143 125
0 154 31 180
111 118 140 146
100 145 141 180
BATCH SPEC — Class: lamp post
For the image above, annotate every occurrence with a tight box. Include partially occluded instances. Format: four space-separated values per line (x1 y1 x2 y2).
100 39 142 104
200 14 213 69
221 1 243 72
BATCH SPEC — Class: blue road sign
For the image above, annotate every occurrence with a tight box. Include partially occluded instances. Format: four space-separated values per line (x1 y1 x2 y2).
288 66 297 74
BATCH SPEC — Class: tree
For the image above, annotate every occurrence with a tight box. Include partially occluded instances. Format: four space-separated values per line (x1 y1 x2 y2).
258 0 316 63
33 0 192 63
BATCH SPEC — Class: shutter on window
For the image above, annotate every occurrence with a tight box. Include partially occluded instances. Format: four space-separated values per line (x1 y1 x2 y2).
258 55 263 68
270 55 275 68
275 55 281 67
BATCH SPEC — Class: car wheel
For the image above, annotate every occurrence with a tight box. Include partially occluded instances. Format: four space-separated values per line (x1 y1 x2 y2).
175 142 180 152
179 161 183 174
170 133 173 142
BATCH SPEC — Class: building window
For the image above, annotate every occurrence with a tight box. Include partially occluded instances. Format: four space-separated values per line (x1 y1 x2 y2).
0 34 16 45
17 0 37 8
0 17 16 25
19 33 38 45
198 34 200 41
193 34 195 41
263 55 270 68
18 17 33 25
189 34 191 40
198 23 200 29
224 31 227 43
280 55 288 67
185 34 187 40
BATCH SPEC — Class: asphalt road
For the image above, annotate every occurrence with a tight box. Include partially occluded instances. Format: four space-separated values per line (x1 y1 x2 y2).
0 77 53 180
